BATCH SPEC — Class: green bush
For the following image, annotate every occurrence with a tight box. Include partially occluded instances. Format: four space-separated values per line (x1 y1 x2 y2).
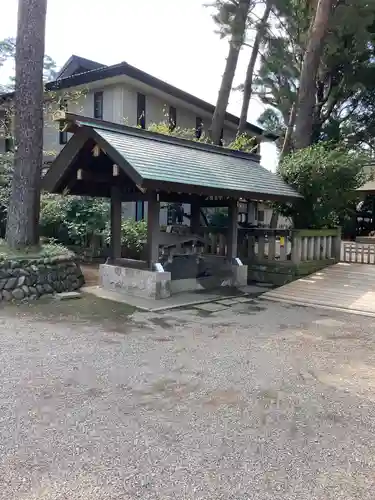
104 218 147 259
274 143 370 229
0 238 73 262
40 194 109 247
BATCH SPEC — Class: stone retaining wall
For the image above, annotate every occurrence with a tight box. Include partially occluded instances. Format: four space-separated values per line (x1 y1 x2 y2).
0 256 84 302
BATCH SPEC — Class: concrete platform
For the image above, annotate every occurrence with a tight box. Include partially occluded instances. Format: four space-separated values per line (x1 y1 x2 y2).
261 262 375 317
82 285 262 312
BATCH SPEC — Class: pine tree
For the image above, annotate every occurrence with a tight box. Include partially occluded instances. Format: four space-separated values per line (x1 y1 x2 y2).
6 0 47 248
209 0 252 144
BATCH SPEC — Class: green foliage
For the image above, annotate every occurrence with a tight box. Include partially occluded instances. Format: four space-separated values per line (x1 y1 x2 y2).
0 36 58 91
227 133 257 153
0 239 72 262
104 218 147 259
274 143 370 228
254 0 375 149
207 208 229 227
147 120 260 153
147 121 206 141
0 153 12 235
209 0 244 39
40 195 109 246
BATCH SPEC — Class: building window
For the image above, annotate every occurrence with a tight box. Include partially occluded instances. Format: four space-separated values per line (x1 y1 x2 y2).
94 91 103 119
169 106 176 131
137 93 146 129
195 117 203 139
257 210 265 223
135 201 144 221
59 100 68 145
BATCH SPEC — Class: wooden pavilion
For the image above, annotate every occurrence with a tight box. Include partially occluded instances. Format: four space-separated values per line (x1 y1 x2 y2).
43 112 301 299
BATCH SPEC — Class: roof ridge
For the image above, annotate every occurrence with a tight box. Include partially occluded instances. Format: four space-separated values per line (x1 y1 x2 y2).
70 114 261 162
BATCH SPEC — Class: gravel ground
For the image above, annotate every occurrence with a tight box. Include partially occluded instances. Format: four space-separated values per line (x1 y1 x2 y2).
1 295 375 499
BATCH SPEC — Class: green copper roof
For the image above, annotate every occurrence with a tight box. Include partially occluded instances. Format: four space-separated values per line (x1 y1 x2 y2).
43 114 301 200
90 126 300 199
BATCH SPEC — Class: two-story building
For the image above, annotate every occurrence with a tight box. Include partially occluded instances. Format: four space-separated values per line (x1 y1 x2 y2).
0 54 282 226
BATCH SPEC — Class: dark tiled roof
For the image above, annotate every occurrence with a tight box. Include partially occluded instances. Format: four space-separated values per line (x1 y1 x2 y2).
43 115 299 200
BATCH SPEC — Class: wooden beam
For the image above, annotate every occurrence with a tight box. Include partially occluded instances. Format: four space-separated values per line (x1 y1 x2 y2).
190 198 201 233
227 199 239 261
146 192 160 268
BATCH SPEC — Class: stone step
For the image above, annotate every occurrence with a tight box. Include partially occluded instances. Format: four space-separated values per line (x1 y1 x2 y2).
54 291 82 301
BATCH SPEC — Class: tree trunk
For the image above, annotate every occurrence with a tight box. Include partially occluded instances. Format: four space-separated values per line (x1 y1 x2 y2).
293 0 335 150
209 0 251 145
270 102 297 229
280 102 297 158
238 2 272 135
6 0 47 248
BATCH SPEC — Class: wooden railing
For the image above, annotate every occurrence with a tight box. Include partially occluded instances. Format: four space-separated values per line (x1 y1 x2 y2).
238 228 291 261
238 227 341 264
198 227 228 256
196 227 342 264
290 229 341 263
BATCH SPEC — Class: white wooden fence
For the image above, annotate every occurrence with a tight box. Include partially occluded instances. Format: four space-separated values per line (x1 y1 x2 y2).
341 241 375 264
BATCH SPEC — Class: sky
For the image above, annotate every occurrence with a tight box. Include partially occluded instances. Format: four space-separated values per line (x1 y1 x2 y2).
1 0 278 169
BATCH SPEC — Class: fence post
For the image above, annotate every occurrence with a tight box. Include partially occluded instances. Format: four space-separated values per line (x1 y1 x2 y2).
332 227 342 262
291 230 302 264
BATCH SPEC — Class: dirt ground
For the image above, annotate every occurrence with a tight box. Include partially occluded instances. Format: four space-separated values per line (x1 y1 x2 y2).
1 294 375 499
80 263 100 286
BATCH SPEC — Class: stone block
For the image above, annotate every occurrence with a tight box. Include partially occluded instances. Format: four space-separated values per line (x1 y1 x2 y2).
54 291 82 301
17 276 26 287
12 288 24 300
194 302 227 312
100 263 172 300
4 277 17 290
231 264 248 287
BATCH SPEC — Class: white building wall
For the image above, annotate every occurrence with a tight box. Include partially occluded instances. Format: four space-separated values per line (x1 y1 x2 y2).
146 94 167 126
122 87 138 126
103 88 114 122
43 100 60 157
175 107 196 131
40 79 251 162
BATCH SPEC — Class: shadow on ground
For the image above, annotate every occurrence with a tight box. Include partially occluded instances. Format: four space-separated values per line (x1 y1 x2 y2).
1 295 136 333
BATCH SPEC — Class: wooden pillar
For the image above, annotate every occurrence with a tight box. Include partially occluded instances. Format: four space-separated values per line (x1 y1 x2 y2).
147 192 160 268
110 186 122 260
190 199 201 234
227 199 239 261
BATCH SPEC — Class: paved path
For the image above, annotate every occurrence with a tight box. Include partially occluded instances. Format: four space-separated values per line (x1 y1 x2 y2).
1 295 375 499
263 262 375 316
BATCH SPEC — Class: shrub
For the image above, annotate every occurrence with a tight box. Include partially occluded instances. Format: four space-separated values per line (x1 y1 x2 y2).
104 218 147 259
274 143 370 229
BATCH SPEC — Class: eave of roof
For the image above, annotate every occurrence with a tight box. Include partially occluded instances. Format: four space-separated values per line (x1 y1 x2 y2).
0 55 278 140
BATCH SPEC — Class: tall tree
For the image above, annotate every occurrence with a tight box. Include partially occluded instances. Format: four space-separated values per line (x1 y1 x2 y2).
254 0 375 151
6 0 47 248
293 0 337 149
209 0 252 144
238 0 272 134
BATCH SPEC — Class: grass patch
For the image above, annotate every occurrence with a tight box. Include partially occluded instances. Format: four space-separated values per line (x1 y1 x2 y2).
0 240 73 262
